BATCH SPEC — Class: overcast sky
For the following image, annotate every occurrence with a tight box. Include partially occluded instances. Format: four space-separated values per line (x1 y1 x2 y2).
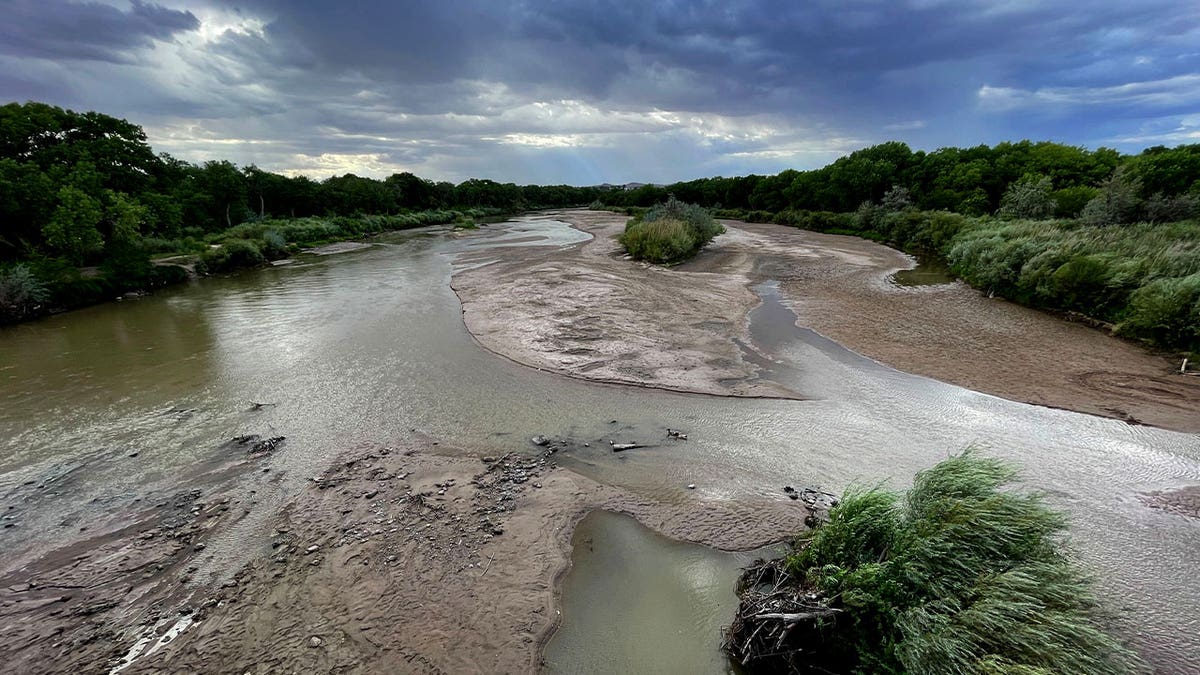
3 0 1199 184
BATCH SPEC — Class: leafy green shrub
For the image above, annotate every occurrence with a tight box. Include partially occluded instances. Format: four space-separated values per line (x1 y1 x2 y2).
1052 186 1099 218
619 217 697 263
259 230 288 259
998 174 1054 220
619 196 724 263
1117 272 1200 351
782 451 1137 674
147 264 189 287
0 264 50 322
198 238 264 274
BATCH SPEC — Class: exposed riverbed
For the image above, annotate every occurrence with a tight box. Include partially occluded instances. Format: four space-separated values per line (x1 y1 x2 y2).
1 211 1198 672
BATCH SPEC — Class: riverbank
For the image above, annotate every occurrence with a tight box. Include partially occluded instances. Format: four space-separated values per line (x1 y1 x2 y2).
453 209 1200 433
0 435 808 673
1 209 516 327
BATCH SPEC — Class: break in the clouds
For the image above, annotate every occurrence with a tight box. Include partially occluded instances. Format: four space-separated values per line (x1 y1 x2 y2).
2 0 1199 184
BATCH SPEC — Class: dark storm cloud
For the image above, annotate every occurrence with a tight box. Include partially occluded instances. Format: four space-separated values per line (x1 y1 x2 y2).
2 0 1198 182
0 1 199 63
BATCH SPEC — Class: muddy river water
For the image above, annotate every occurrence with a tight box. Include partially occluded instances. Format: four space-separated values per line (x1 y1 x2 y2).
2 213 1199 672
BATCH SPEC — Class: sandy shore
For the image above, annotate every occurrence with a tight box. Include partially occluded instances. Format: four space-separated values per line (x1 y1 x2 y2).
1 435 808 674
455 209 1200 433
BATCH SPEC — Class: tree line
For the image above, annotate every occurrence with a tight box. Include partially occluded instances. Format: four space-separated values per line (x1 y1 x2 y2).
0 101 602 267
600 140 1200 223
0 101 606 321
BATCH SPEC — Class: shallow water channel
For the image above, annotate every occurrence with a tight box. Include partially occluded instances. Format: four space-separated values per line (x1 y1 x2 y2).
544 511 778 674
2 213 1199 671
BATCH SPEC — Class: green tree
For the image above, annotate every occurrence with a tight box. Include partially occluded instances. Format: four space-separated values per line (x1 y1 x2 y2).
43 185 104 265
998 173 1054 219
1081 166 1143 226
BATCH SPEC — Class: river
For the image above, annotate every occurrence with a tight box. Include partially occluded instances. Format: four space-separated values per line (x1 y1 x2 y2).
1 213 1198 671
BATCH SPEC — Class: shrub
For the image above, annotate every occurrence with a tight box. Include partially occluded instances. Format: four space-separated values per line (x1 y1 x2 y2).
260 229 288 259
619 196 724 263
1053 186 1099 218
1117 272 1200 351
998 174 1055 220
198 238 265 274
0 264 50 322
730 451 1138 674
1081 167 1143 226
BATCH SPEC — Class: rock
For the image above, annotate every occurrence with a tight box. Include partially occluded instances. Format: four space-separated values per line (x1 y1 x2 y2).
364 490 378 499
305 545 320 554
531 436 550 447
308 636 323 648
193 543 206 552
783 486 796 494
687 484 696 489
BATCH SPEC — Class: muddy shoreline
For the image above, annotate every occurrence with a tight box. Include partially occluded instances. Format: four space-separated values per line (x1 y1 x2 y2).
1 433 808 674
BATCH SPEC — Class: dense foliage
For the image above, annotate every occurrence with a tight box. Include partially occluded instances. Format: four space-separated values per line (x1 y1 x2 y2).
0 101 602 321
779 452 1136 674
598 140 1200 222
618 196 725 263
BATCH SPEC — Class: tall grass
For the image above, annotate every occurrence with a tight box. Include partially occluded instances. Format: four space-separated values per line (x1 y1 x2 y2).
784 451 1137 674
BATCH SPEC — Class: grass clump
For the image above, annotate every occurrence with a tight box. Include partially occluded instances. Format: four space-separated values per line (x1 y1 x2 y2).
619 195 724 264
728 451 1137 674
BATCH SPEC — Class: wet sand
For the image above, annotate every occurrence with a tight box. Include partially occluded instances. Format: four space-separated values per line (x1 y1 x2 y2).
451 211 794 399
456 209 1200 433
2 435 807 674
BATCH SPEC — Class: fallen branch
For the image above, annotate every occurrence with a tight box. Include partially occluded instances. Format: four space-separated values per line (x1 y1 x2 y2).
754 609 842 623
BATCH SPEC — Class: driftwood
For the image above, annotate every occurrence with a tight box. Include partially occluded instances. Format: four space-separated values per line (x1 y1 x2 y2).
753 609 842 623
724 557 848 673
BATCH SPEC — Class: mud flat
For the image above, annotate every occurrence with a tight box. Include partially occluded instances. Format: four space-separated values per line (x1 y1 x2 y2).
454 209 1200 433
0 435 807 674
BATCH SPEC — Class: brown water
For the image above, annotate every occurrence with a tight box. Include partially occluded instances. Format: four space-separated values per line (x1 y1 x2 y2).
543 511 777 674
2 213 1199 670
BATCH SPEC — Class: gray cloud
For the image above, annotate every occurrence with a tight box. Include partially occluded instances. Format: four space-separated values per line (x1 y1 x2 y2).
0 1 199 63
2 0 1198 183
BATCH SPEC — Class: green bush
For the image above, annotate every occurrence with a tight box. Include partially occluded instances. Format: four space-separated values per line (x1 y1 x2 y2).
198 238 265 274
259 230 288 259
1117 272 1200 350
785 451 1137 674
0 264 50 322
619 196 724 264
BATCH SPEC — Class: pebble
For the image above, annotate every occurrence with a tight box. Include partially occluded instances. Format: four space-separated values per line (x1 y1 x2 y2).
308 636 323 648
305 545 320 554
687 484 696 490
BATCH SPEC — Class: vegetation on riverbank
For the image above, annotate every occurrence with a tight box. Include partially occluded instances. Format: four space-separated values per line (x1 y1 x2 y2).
0 102 602 323
619 196 724 264
726 451 1137 674
702 205 1200 353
